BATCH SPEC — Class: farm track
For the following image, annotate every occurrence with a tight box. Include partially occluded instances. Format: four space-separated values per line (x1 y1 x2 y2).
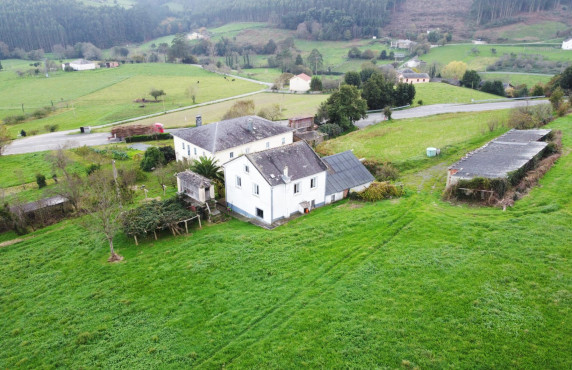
195 200 419 368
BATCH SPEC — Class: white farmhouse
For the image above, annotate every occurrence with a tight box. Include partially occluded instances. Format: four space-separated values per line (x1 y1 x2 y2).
224 141 328 224
289 73 312 92
224 142 375 225
563 38 572 50
171 116 294 165
62 59 97 71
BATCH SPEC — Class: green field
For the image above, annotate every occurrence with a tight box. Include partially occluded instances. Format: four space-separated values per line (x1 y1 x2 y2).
477 21 570 43
110 92 329 130
317 110 511 172
421 44 572 71
0 114 570 367
0 63 264 137
413 83 502 106
479 72 553 86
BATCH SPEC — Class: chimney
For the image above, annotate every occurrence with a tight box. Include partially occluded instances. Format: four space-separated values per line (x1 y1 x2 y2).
247 118 253 132
196 115 202 127
283 166 288 177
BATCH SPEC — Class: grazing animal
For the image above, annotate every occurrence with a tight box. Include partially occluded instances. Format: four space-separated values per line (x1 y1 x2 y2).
197 81 199 84
232 79 235 81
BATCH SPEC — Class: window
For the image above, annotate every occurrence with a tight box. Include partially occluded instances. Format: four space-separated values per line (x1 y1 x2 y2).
252 183 259 196
194 147 197 155
417 79 420 82
187 147 190 156
331 194 335 202
281 137 286 145
244 165 249 173
256 208 264 218
230 152 234 159
266 141 270 148
182 142 185 149
294 183 300 194
245 148 250 154
310 177 317 188
236 176 242 188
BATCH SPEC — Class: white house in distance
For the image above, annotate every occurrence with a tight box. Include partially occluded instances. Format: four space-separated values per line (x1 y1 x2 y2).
171 115 294 165
289 73 312 92
398 69 430 84
563 38 572 50
224 141 375 225
62 59 97 71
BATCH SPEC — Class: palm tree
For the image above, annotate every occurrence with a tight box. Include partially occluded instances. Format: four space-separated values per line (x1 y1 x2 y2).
190 156 223 182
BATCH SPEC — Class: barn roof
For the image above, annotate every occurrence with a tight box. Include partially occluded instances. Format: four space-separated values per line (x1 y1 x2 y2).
176 170 212 189
322 151 375 195
172 116 293 153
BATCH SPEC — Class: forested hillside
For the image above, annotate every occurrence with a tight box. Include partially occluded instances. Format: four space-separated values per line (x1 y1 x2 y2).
0 0 175 52
472 0 572 25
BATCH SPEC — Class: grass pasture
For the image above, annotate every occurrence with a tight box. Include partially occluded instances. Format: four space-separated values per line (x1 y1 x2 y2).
478 72 553 86
413 83 503 106
317 110 511 172
0 115 570 368
477 21 570 43
0 63 264 138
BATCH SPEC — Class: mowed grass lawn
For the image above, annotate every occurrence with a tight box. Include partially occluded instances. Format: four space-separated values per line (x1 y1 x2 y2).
479 72 553 87
0 116 570 368
317 110 511 171
113 92 329 129
0 63 264 137
413 83 502 106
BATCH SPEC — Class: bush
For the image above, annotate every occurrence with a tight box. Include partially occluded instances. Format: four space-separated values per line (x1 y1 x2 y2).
363 161 399 181
158 146 176 164
351 182 404 202
417 100 423 105
35 173 47 188
85 164 101 175
449 177 509 200
318 123 343 138
125 133 171 143
556 102 570 117
140 147 165 172
508 105 553 129
111 150 129 160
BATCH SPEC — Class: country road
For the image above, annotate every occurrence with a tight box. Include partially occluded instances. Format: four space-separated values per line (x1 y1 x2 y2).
4 99 550 155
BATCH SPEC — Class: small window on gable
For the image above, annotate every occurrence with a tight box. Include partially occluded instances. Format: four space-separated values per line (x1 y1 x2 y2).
281 137 286 145
252 183 259 196
230 152 234 159
236 176 242 188
293 183 300 194
194 147 197 155
182 142 185 149
310 177 317 188
266 141 270 148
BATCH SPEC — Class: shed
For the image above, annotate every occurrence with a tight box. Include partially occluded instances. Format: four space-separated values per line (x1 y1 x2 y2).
322 151 375 203
176 170 215 203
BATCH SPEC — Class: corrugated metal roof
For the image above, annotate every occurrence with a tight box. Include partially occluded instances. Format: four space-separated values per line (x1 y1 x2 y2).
323 151 375 195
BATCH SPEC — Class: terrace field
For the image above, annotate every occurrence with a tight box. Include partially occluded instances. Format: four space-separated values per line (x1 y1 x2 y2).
0 63 264 137
413 83 502 106
0 114 570 368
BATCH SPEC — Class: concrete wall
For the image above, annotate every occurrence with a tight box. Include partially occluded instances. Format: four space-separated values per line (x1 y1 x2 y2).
289 77 311 92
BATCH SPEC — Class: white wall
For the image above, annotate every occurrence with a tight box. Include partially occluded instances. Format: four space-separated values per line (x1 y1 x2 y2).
563 40 572 50
270 171 326 222
174 131 293 165
69 62 96 71
289 77 311 92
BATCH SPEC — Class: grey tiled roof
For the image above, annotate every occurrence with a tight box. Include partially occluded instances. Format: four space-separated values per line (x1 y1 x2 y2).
176 170 212 188
172 115 294 153
323 151 375 195
246 141 328 186
401 72 430 79
449 129 551 179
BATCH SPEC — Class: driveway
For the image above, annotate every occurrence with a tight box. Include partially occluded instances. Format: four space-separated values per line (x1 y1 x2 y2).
356 99 549 128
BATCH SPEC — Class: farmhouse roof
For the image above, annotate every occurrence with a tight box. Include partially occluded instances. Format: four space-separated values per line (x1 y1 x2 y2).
245 141 328 186
401 72 430 79
293 73 312 82
71 59 93 65
10 195 69 214
176 170 212 189
449 129 551 180
322 151 375 195
172 116 293 153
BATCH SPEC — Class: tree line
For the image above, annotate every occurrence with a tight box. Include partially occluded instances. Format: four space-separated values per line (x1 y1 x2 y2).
471 0 572 25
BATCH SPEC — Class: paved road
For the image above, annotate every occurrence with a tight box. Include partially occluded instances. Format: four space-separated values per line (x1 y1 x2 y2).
4 99 550 155
355 99 549 128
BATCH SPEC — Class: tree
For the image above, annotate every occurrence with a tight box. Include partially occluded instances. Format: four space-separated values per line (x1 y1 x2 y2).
295 54 304 65
361 49 375 59
186 85 198 104
47 148 83 211
549 87 564 111
0 60 3 71
480 80 505 97
84 170 123 262
461 70 481 89
190 156 223 182
310 76 323 91
442 61 468 80
222 99 255 120
321 85 367 131
168 33 193 62
393 82 416 106
560 66 572 92
348 47 361 59
140 147 165 172
344 71 361 87
0 125 10 156
379 50 387 60
361 72 393 110
149 88 166 101
383 106 392 120
307 49 323 74
263 39 277 54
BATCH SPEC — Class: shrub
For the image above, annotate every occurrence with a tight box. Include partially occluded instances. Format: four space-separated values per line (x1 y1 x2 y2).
549 87 564 110
508 105 553 129
125 133 171 143
111 150 129 160
140 147 164 172
417 100 423 105
351 182 404 202
158 146 175 164
318 123 343 138
35 174 47 188
556 102 570 117
364 161 399 181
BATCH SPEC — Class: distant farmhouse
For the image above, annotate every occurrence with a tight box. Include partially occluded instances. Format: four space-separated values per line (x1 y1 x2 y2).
289 73 312 92
447 129 551 187
62 59 96 71
563 38 572 50
171 116 294 165
398 69 430 84
391 39 417 49
223 142 374 225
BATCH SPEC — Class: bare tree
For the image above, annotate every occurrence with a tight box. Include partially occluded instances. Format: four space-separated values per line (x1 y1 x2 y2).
47 148 83 211
84 170 123 262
